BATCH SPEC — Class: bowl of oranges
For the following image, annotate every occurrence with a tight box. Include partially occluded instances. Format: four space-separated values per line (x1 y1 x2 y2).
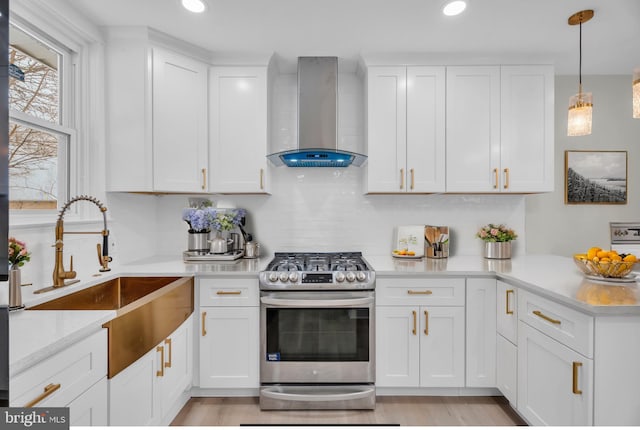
573 247 637 279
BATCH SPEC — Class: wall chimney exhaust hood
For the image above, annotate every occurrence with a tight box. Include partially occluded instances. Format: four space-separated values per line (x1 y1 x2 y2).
267 57 367 167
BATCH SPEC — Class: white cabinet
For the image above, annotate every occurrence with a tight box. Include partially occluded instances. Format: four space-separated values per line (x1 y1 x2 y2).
106 28 208 192
518 320 593 426
198 277 260 388
209 67 269 194
109 315 193 426
365 66 446 193
446 65 554 193
10 329 108 426
376 277 465 387
465 278 496 387
496 281 518 406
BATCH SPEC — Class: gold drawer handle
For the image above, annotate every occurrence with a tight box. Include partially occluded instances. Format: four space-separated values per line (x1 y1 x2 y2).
493 168 499 189
201 168 207 190
164 338 172 368
424 310 429 336
24 383 61 407
202 311 207 337
156 345 165 377
410 168 415 190
408 289 433 295
400 168 405 190
412 310 417 335
533 310 561 325
216 290 242 295
260 168 264 190
572 361 583 395
506 289 514 315
503 167 510 189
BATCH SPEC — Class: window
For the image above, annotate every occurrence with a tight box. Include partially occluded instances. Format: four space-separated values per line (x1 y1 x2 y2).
8 23 72 211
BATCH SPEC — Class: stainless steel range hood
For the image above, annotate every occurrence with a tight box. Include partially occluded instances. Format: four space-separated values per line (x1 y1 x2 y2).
267 57 367 167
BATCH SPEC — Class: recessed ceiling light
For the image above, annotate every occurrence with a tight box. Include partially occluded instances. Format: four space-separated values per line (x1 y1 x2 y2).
182 0 206 13
442 1 467 17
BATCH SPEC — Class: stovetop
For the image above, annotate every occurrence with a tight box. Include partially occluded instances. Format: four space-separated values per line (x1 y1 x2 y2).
260 252 375 291
266 252 371 272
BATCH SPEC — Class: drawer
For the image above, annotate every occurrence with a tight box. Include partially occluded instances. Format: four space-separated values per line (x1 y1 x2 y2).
10 329 107 407
518 290 594 358
199 277 259 307
376 277 465 306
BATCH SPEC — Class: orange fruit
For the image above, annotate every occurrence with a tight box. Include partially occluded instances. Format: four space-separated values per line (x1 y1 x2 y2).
623 254 637 263
587 247 601 260
596 250 610 259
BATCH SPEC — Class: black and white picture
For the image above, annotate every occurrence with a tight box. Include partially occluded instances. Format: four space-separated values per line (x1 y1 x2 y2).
565 150 627 204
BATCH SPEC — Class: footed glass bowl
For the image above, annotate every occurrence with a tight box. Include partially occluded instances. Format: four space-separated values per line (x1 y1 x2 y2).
573 256 635 278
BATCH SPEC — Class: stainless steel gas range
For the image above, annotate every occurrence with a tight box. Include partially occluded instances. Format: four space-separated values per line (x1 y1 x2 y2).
258 252 376 410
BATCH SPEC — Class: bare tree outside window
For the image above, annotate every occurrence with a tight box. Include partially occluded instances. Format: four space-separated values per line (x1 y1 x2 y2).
8 26 64 210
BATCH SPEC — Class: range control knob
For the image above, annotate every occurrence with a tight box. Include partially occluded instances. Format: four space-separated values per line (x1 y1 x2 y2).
288 272 299 283
268 272 279 282
356 271 367 282
335 272 346 282
346 272 356 282
279 272 289 282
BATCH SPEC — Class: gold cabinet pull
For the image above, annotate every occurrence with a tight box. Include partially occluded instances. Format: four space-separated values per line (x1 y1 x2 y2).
408 289 433 295
156 345 165 377
493 168 499 189
503 168 510 189
506 289 514 315
412 310 417 335
533 310 561 325
572 362 583 395
424 310 429 336
164 338 172 368
410 168 415 190
202 311 207 336
216 290 242 295
260 168 264 190
400 168 405 190
201 168 207 190
24 383 61 407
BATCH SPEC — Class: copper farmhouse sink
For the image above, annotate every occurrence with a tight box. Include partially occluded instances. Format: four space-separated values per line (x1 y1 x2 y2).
30 276 194 378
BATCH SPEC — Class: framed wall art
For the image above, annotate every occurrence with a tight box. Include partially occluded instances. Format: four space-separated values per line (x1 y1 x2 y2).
565 150 628 204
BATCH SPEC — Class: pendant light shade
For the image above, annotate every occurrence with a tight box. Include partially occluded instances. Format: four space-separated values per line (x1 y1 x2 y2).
633 68 640 119
567 10 594 136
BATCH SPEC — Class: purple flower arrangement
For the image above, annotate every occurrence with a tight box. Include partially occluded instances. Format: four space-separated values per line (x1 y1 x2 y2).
182 208 246 233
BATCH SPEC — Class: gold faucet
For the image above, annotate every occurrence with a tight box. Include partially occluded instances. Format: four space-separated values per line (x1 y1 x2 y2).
51 195 112 288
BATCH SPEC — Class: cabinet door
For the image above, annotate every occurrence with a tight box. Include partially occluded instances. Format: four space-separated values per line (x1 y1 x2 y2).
406 66 446 193
109 346 161 426
500 65 554 192
209 66 269 193
466 278 496 387
375 306 419 387
365 66 407 193
159 316 193 417
68 377 108 426
496 281 517 344
518 321 593 426
420 306 465 387
153 48 208 192
446 66 501 192
496 334 517 406
199 307 259 388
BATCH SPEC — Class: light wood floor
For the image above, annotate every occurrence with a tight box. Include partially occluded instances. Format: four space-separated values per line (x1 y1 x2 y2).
171 396 526 426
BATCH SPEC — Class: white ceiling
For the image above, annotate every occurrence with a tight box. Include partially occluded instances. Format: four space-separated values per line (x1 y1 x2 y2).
54 0 639 75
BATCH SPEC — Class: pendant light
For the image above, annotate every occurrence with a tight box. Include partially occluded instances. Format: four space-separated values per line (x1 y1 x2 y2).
633 67 640 119
567 10 594 137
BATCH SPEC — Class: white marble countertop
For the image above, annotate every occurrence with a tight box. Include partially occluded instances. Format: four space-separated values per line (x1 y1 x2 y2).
8 253 639 377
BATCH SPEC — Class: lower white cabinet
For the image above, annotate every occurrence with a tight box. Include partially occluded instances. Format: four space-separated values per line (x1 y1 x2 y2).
109 315 193 426
376 305 464 387
10 329 108 426
465 278 496 387
496 333 517 406
517 320 593 426
198 277 260 389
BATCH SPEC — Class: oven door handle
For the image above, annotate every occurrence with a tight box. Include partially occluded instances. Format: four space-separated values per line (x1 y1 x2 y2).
260 386 375 402
260 296 374 307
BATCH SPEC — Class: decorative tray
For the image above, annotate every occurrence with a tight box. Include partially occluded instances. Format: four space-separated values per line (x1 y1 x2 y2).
183 250 244 262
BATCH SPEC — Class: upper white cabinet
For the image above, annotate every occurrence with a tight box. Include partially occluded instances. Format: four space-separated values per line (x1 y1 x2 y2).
106 28 208 193
365 66 446 193
446 65 554 193
209 66 270 194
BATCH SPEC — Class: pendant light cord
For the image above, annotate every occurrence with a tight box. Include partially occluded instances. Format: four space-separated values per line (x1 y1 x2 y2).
579 20 583 88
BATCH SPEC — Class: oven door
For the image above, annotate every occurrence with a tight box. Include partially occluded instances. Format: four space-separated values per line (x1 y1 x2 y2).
260 290 375 384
